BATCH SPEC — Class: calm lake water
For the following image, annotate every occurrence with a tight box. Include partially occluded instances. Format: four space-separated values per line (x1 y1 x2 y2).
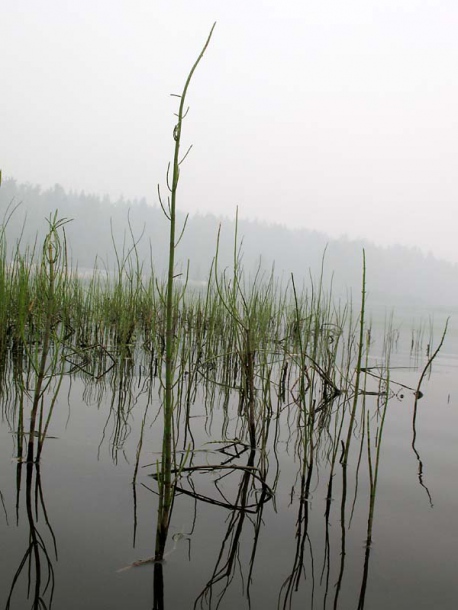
1 308 457 609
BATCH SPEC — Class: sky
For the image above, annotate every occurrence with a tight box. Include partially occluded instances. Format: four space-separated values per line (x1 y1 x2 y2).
1 0 458 263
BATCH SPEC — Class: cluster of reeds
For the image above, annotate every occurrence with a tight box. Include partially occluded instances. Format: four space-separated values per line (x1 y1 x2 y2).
0 194 447 608
0 27 449 610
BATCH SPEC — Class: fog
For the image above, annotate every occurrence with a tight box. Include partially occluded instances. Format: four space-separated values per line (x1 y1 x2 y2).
1 1 458 263
2 179 458 309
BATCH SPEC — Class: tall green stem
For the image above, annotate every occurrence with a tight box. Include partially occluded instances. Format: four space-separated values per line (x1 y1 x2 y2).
154 23 216 562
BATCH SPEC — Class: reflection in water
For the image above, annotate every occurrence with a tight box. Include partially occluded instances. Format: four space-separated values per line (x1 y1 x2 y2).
153 562 165 610
192 449 270 609
0 313 451 609
0 488 7 524
7 463 56 609
411 319 448 508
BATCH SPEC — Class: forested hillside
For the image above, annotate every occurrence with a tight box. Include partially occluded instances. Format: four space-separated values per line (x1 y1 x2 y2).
1 178 457 307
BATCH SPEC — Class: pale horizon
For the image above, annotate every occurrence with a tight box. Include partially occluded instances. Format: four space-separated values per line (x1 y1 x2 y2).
1 1 458 263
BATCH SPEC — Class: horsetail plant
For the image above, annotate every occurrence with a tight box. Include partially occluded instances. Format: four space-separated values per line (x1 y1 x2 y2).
26 213 71 463
154 23 216 563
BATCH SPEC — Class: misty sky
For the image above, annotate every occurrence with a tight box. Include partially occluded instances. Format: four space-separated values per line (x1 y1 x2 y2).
1 1 458 263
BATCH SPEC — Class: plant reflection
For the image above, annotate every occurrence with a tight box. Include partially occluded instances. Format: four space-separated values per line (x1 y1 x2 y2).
6 463 56 609
193 447 271 609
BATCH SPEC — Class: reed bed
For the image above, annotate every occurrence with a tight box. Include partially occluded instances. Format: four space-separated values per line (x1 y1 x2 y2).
0 212 417 432
0 201 378 475
0 28 449 609
0 206 444 608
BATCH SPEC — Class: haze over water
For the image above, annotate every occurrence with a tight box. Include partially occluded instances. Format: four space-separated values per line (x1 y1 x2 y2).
1 1 458 263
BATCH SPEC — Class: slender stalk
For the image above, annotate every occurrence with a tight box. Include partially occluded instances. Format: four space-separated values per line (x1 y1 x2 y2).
155 23 216 562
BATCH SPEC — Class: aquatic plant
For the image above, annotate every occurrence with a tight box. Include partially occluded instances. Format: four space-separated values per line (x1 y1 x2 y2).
154 23 216 564
23 213 71 463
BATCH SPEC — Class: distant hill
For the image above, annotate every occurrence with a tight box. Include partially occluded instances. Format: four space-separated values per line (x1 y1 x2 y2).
1 177 457 308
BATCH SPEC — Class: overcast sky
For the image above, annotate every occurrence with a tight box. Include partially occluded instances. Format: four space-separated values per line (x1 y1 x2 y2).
1 0 458 263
